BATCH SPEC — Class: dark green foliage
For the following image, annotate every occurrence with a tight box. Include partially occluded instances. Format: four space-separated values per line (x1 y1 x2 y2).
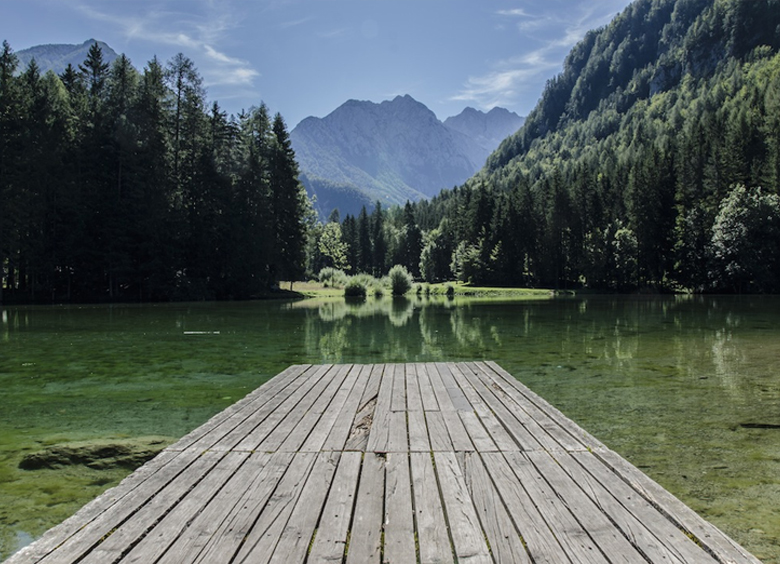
401 0 780 293
388 264 413 295
344 276 368 298
710 185 780 292
0 43 310 303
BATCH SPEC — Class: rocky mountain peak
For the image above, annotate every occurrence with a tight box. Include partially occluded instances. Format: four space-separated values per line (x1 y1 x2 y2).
291 96 524 218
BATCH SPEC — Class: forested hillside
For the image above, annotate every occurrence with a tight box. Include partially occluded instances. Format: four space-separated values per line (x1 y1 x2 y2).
379 0 780 292
0 42 310 303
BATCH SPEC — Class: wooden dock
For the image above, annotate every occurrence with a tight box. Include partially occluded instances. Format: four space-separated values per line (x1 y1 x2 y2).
5 362 761 564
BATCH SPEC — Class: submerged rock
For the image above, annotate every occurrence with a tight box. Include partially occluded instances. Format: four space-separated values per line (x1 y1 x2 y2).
19 436 173 471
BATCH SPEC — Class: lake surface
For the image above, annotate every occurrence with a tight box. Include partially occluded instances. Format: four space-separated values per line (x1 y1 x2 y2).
1 295 779 562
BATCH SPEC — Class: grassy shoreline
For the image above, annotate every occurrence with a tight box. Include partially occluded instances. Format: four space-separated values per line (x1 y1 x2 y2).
286 280 554 300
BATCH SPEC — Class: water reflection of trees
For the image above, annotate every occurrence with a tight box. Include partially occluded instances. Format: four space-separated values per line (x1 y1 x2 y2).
293 295 780 404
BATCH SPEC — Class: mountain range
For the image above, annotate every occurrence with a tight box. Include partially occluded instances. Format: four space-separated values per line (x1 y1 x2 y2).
290 96 523 217
15 39 119 75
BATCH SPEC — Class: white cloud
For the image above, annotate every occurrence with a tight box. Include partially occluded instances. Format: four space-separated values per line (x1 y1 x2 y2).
496 8 532 17
455 1 628 111
317 28 350 40
76 0 260 89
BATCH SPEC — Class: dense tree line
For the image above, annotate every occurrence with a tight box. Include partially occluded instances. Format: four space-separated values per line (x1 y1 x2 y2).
0 42 310 303
322 0 780 293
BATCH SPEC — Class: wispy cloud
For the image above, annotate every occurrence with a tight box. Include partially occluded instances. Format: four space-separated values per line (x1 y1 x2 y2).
454 1 627 111
279 16 314 29
496 8 532 17
75 0 259 89
317 28 350 40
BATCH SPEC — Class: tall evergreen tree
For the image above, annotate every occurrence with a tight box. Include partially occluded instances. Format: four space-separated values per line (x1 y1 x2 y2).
270 113 308 285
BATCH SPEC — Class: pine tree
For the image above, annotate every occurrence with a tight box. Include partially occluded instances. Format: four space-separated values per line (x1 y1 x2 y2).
270 112 308 285
0 41 20 302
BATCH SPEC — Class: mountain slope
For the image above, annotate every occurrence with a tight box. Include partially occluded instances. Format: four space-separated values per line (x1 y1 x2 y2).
16 39 119 74
484 0 780 176
413 0 780 293
291 95 522 217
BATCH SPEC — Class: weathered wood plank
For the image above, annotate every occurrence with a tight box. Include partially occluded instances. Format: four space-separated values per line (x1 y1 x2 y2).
387 410 408 452
4 449 182 564
462 365 542 451
267 451 341 564
526 450 646 563
270 364 349 452
467 361 567 452
358 364 384 410
427 362 457 411
384 452 416 564
480 452 573 564
436 362 473 411
471 362 584 452
11 362 763 564
232 452 317 564
564 450 715 564
503 451 610 564
425 410 453 452
346 453 384 564
121 451 251 564
442 410 474 451
230 364 333 452
406 363 424 412
449 363 518 451
366 363 394 453
391 363 407 412
80 450 229 564
190 451 294 564
459 411 497 452
308 451 362 563
483 361 603 451
167 364 312 452
463 452 532 564
595 448 764 564
36 450 202 564
411 452 454 564
433 451 492 564
408 409 431 452
150 452 275 564
321 364 372 451
417 363 440 411
294 364 357 452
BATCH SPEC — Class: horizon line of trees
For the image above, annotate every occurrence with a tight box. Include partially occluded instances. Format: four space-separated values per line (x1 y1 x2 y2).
0 41 311 304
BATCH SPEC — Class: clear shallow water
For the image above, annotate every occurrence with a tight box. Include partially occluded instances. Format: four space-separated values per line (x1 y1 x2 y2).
1 295 779 561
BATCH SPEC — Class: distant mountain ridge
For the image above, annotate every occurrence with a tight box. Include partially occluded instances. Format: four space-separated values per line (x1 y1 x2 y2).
16 39 119 75
291 95 523 217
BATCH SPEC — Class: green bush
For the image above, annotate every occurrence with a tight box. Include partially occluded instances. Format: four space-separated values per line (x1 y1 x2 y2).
344 277 367 298
388 264 413 296
318 267 348 287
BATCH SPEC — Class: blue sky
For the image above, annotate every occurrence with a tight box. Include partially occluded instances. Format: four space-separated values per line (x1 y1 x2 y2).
1 0 633 128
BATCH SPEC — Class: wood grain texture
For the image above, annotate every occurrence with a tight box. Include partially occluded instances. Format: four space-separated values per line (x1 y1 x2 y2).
9 362 760 564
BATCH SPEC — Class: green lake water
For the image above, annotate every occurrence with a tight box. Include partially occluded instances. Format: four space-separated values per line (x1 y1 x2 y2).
1 295 779 562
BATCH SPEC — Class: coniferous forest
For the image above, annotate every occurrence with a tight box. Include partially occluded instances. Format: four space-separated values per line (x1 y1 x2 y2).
4 0 780 302
330 0 780 294
0 42 310 303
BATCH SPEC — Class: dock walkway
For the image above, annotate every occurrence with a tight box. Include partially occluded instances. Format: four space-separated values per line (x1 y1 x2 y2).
5 362 761 563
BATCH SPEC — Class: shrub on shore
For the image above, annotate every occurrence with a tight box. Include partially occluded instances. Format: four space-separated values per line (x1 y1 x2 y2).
318 267 348 287
389 265 413 296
